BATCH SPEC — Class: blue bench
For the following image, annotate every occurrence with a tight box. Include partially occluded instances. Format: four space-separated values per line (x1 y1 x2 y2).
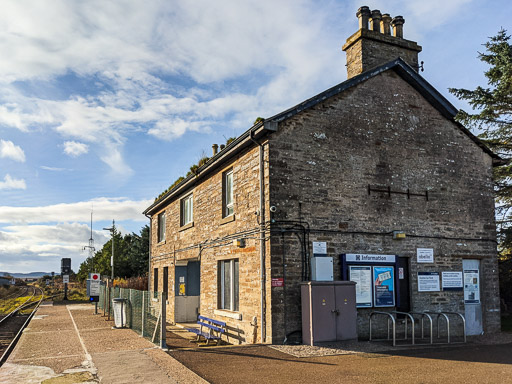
187 315 226 345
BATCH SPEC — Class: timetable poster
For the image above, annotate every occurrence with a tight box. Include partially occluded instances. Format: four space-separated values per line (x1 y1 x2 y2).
373 266 395 307
349 266 372 308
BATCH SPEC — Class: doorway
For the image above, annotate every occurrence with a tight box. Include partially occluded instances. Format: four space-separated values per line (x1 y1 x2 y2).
463 259 483 335
174 260 200 322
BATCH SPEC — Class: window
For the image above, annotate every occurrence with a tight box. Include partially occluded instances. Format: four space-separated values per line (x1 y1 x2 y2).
181 193 193 226
163 267 168 297
218 259 239 311
157 212 166 242
223 169 234 217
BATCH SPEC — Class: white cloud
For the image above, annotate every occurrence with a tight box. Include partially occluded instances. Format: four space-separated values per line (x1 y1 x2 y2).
63 141 89 157
0 139 25 162
0 174 26 190
40 165 68 171
0 197 151 224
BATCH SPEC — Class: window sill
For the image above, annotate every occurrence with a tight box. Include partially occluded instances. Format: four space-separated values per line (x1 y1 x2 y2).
214 309 242 320
220 215 235 225
156 240 166 246
179 222 194 232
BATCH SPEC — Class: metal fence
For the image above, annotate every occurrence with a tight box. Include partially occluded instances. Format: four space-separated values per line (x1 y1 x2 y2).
97 284 165 346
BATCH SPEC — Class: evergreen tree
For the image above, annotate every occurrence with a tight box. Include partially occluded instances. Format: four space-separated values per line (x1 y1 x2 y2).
449 29 512 305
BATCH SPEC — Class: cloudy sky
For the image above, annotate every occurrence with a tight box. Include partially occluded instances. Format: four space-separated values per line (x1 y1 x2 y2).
0 0 510 273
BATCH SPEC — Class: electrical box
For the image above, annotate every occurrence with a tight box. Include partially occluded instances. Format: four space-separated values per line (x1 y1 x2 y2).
310 257 333 281
301 281 358 345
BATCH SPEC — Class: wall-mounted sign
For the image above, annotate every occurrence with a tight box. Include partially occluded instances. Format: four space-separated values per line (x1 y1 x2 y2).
464 270 480 303
417 248 434 263
313 242 327 256
346 254 396 263
373 266 395 307
398 267 404 280
349 266 372 308
442 271 463 291
271 278 284 287
418 272 440 292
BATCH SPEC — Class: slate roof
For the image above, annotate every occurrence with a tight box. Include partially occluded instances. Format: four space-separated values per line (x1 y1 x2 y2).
144 57 504 216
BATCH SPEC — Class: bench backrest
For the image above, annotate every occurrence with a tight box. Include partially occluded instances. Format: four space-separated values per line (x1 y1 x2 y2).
198 315 226 328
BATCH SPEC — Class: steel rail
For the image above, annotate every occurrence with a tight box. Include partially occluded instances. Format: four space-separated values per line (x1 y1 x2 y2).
0 286 38 326
0 287 45 367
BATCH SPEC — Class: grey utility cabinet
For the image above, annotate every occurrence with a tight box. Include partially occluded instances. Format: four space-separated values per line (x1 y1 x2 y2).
301 281 357 345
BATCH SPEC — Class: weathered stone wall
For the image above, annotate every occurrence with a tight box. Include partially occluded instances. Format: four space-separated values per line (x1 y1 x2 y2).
267 70 499 340
150 144 273 343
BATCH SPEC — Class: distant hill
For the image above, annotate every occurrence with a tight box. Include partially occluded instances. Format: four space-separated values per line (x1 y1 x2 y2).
0 271 52 278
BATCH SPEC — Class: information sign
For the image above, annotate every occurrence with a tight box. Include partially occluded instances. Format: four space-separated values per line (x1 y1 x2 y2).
313 242 327 256
271 278 284 287
442 271 463 291
63 275 69 284
373 266 395 307
464 270 480 303
349 266 372 307
90 280 101 296
418 272 440 292
417 248 434 263
345 254 396 263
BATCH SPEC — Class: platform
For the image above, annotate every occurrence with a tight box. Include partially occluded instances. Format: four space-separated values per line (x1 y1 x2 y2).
0 302 206 384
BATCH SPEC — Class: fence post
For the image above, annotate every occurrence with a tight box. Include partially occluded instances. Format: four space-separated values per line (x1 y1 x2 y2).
160 291 167 350
141 291 145 337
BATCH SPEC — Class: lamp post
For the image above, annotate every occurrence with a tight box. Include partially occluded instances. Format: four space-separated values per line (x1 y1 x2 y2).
103 219 115 281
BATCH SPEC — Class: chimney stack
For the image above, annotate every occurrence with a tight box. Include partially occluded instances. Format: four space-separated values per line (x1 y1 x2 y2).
342 6 422 79
212 144 218 156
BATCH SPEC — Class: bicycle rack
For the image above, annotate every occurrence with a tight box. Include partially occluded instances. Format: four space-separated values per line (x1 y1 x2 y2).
424 311 466 344
392 311 416 345
409 312 434 344
369 311 396 346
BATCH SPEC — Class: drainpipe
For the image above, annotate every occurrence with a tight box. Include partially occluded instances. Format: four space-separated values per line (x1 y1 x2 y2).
250 130 266 343
145 213 152 292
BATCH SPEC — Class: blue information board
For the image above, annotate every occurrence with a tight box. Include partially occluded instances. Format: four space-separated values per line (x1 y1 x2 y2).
373 266 395 307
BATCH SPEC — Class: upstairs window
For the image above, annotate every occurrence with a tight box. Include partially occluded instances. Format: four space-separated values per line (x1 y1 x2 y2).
181 193 193 226
223 169 234 217
157 212 166 242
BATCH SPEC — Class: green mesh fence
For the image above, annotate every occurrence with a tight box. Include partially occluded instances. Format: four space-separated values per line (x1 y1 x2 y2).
97 284 162 345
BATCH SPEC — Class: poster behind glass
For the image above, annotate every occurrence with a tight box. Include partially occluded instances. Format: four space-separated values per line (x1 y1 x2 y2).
373 266 395 307
349 266 372 308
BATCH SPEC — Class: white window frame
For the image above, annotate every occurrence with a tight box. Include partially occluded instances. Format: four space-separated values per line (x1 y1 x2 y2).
219 259 239 311
181 193 193 226
223 169 234 217
157 212 166 242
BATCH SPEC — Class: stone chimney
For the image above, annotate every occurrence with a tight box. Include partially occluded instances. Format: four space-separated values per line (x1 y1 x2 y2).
342 6 422 79
212 144 218 156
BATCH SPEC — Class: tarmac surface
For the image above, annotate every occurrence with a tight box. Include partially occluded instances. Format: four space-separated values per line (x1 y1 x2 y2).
2 301 512 383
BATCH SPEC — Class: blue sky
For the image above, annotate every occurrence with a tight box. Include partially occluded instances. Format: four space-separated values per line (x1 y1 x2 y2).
0 0 510 273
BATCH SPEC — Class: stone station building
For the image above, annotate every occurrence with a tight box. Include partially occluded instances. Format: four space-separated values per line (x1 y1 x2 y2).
143 6 504 344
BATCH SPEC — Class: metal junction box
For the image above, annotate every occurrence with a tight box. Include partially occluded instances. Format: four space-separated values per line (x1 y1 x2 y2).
310 256 333 281
301 281 357 345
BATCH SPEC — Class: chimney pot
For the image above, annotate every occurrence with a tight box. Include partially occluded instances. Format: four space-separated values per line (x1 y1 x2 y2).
380 13 392 35
356 6 371 30
220 144 225 150
212 144 219 156
370 10 382 32
391 16 405 38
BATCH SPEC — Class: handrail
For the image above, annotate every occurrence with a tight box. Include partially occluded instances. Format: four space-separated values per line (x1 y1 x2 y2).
392 311 415 345
369 311 396 346
409 312 434 344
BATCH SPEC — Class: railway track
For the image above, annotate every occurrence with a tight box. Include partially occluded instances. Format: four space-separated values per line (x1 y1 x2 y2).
0 286 45 367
